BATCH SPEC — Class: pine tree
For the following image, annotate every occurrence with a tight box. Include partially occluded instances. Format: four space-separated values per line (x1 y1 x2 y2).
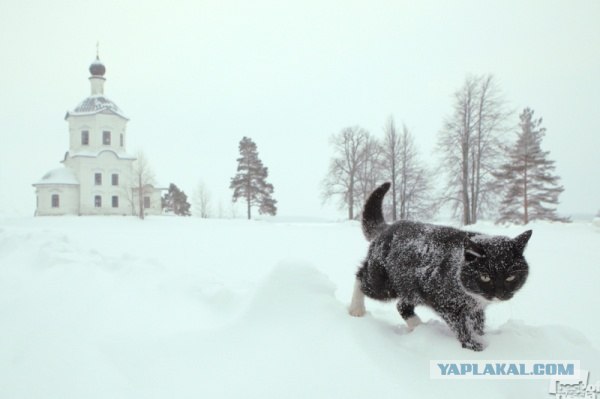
494 108 568 224
230 137 277 219
162 183 191 216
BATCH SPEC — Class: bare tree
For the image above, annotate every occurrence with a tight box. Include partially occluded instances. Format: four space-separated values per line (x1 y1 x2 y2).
229 201 240 219
355 133 383 207
217 198 225 219
131 151 155 220
193 180 212 218
381 117 401 221
438 74 509 225
382 121 435 221
398 125 434 220
322 126 372 220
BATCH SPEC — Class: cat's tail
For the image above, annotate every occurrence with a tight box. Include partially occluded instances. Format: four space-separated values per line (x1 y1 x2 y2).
362 182 391 241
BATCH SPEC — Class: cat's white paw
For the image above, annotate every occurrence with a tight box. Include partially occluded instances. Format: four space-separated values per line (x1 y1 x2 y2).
348 304 366 317
349 278 366 317
405 315 422 331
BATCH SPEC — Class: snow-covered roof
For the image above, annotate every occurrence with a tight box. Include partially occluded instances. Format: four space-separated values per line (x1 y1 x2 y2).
68 149 136 160
33 167 79 186
65 95 128 120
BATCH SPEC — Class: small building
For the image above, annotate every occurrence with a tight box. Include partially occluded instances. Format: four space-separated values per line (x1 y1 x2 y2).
33 54 163 216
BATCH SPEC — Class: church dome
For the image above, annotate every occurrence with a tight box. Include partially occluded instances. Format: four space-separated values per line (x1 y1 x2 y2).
64 54 129 120
33 167 79 186
89 57 106 76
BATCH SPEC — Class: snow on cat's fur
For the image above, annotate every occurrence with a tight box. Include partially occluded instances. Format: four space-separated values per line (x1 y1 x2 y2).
350 182 532 351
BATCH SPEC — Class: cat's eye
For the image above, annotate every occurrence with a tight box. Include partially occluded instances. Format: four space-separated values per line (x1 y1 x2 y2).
506 275 516 282
480 274 491 282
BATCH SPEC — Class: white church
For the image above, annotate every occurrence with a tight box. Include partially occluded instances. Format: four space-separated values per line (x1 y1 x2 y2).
33 54 163 216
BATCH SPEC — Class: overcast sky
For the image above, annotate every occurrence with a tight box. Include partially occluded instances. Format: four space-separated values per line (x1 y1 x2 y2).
1 0 598 219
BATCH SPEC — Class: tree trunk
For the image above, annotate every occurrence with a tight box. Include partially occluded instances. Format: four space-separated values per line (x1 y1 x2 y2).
523 169 528 224
474 154 481 224
391 151 397 221
461 91 472 226
246 162 252 220
348 177 355 220
138 175 144 220
246 187 251 220
461 142 471 225
523 128 529 225
400 169 407 220
472 85 485 225
523 152 529 225
399 137 407 220
470 147 476 224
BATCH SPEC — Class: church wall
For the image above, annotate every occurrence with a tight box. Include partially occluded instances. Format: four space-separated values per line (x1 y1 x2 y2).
34 185 80 216
132 188 164 216
68 114 127 155
146 190 163 215
72 151 134 216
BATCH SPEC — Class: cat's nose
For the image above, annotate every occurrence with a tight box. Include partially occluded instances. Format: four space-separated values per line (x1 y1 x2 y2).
495 287 506 300
495 290 512 301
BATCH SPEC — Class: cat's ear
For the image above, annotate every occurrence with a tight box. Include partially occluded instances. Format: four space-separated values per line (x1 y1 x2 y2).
464 236 485 262
514 230 532 253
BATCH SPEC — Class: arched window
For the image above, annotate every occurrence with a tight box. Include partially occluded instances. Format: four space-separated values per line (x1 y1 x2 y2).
51 194 59 208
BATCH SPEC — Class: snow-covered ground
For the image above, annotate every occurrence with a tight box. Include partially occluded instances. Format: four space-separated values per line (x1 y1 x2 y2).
0 216 598 398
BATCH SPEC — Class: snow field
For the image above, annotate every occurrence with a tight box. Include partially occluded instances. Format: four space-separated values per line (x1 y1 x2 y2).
0 216 598 398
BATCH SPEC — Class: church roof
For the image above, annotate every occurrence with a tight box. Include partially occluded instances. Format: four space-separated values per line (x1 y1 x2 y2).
68 149 136 160
33 167 79 186
65 94 128 120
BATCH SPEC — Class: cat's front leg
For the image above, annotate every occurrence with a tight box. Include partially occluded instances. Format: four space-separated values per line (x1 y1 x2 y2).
349 278 366 317
397 301 422 332
461 339 484 352
472 308 485 336
440 307 485 351
459 309 485 351
458 321 484 351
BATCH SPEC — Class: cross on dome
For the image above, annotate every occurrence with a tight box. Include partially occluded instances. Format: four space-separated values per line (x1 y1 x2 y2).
89 43 106 77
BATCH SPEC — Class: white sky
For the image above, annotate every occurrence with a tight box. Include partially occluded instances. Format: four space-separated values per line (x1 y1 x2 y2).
1 0 599 218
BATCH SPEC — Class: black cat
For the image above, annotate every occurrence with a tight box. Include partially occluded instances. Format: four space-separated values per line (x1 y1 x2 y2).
349 182 532 351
